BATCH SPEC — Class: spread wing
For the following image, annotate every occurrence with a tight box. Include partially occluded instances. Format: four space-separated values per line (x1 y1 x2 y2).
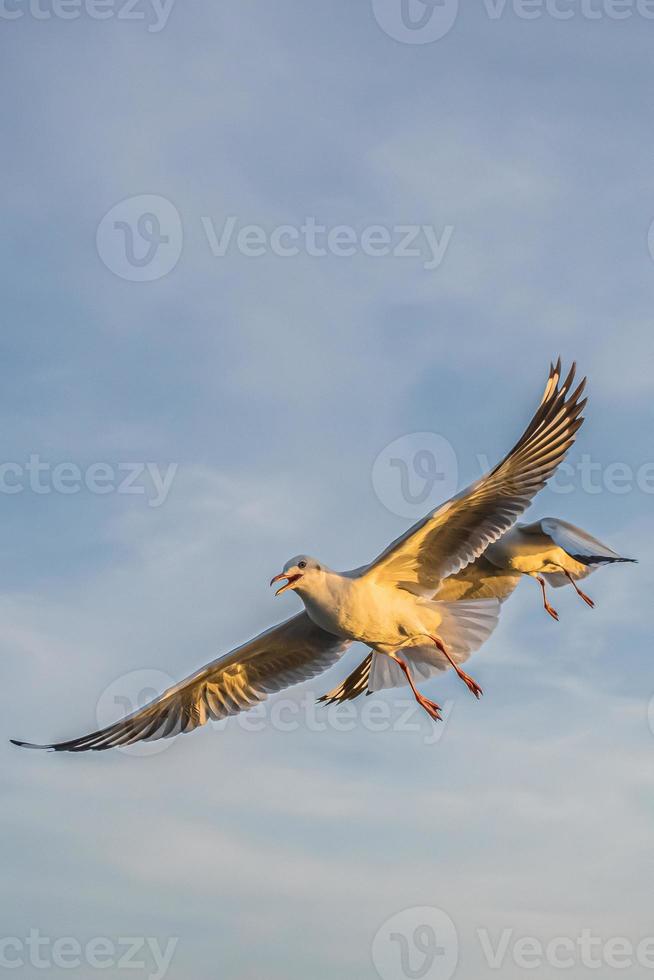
11 613 349 752
362 359 586 595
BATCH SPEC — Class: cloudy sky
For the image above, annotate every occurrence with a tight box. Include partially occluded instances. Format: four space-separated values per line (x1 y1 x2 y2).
2 1 654 978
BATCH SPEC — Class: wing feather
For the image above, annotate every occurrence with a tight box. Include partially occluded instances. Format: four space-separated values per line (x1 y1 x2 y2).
363 359 586 594
11 613 349 752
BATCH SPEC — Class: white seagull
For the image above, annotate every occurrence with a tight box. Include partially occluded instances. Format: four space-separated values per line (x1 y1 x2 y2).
12 359 585 752
320 518 634 704
481 517 636 621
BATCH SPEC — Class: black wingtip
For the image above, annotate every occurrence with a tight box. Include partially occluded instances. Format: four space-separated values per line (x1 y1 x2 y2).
316 693 339 705
10 738 53 751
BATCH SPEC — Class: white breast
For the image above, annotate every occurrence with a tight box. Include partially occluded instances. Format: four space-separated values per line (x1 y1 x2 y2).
299 573 425 646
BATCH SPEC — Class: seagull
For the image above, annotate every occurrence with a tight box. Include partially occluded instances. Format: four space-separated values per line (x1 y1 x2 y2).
319 518 634 704
11 359 585 752
481 517 636 621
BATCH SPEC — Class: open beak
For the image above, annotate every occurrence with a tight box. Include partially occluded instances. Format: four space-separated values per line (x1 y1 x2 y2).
270 572 302 596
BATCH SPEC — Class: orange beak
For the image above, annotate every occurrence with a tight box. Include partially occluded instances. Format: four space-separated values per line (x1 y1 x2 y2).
270 572 302 596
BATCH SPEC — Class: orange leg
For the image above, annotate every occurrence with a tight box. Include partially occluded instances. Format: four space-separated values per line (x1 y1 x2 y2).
563 570 595 608
431 636 483 699
536 576 559 621
389 652 442 722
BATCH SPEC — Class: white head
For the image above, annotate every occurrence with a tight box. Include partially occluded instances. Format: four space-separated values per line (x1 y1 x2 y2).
270 555 324 597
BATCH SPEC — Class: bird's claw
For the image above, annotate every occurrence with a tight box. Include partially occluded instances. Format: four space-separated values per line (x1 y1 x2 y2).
545 604 559 621
417 696 442 723
580 593 595 609
462 674 483 699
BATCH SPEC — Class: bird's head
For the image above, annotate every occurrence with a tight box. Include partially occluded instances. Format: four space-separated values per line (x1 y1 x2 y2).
270 555 323 596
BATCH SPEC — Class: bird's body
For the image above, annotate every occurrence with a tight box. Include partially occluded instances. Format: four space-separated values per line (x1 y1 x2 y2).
485 518 635 618
485 522 589 578
437 517 635 602
292 560 500 705
297 567 450 649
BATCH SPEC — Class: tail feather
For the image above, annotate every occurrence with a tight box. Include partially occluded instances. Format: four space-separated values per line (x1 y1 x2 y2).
545 554 637 588
433 598 501 659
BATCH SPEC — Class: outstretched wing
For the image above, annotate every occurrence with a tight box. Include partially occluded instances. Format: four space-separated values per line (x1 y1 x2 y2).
363 360 586 595
318 555 522 705
12 613 349 752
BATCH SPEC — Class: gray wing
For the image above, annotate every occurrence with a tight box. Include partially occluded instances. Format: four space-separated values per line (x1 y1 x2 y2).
527 517 628 563
362 360 586 595
520 517 636 587
12 613 350 752
319 555 522 705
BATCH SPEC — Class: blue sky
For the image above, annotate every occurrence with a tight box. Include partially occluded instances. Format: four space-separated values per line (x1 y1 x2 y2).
1 2 654 978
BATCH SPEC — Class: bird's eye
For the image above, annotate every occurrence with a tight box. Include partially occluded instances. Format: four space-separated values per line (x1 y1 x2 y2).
298 560 307 570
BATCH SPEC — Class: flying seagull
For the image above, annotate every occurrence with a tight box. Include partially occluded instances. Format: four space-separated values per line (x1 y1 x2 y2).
11 359 585 752
319 518 634 704
480 517 636 621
